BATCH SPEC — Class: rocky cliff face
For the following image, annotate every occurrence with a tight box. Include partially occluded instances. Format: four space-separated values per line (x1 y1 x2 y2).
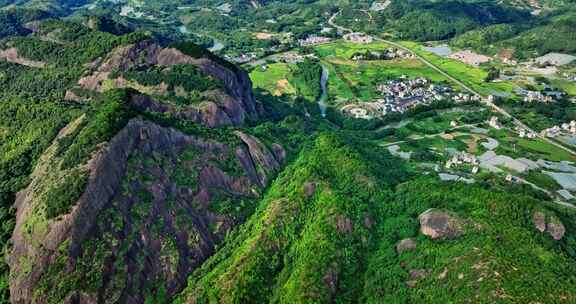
76 40 259 127
8 118 284 304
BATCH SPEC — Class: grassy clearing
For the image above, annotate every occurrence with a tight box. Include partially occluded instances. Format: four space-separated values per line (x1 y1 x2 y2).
322 62 355 101
517 138 576 162
250 63 296 96
314 41 393 59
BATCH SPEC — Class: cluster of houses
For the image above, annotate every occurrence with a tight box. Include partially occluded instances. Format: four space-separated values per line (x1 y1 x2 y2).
373 77 452 114
275 52 316 64
516 127 537 139
489 117 539 139
343 32 374 44
225 53 258 64
515 86 566 103
350 48 414 61
445 152 480 174
298 35 332 47
453 92 483 103
541 121 576 138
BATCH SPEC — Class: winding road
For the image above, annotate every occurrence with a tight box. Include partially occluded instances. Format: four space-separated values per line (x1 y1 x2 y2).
328 11 576 156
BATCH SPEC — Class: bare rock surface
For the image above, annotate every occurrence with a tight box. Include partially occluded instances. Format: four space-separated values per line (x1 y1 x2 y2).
234 131 282 187
0 48 46 68
533 211 566 240
76 40 259 127
396 238 417 254
419 209 464 240
8 118 283 304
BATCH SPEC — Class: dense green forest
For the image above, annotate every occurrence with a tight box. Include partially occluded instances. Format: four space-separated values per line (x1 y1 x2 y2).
2 0 575 59
174 133 576 303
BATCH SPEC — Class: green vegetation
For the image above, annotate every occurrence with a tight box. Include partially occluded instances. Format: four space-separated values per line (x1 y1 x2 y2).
489 128 576 162
499 98 576 131
502 12 576 59
175 133 576 303
121 65 222 92
44 169 88 219
401 41 518 96
291 58 323 100
250 63 295 96
1 2 576 303
452 24 520 55
59 90 134 169
524 171 562 191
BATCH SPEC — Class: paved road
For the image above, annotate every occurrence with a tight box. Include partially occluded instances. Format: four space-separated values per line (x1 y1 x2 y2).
328 11 576 156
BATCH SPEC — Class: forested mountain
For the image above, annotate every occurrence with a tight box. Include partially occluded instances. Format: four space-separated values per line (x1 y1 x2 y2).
0 1 575 304
1 0 574 58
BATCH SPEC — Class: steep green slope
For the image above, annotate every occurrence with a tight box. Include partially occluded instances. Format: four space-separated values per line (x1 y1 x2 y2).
176 133 408 303
501 11 576 58
175 133 576 304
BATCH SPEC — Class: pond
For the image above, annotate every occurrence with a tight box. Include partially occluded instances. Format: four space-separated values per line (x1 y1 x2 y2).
423 45 452 57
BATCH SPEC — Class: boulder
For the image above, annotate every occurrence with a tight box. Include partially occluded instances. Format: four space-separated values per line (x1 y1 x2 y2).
396 238 417 254
303 181 317 198
533 211 566 240
419 209 464 240
533 211 546 233
335 215 354 234
547 221 566 240
409 269 429 280
547 216 566 241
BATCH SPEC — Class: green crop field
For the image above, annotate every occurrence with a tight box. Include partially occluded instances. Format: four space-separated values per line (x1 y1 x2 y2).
314 40 394 59
490 129 576 162
313 41 451 102
551 79 576 96
249 63 296 96
399 41 518 96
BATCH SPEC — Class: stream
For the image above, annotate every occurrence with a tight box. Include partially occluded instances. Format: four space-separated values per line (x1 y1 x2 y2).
318 65 329 117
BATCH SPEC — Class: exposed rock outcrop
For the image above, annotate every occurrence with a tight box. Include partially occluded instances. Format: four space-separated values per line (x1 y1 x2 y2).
533 211 566 240
129 94 235 127
533 211 546 233
396 238 417 254
8 119 284 304
77 40 259 127
303 181 317 198
0 48 46 68
234 131 283 187
419 209 464 240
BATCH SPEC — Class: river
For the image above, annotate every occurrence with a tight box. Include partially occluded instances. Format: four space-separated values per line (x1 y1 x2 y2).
318 65 329 117
178 26 225 52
